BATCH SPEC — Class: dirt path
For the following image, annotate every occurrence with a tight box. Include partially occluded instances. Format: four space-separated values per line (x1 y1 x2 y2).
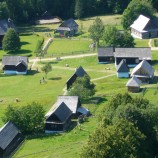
29 53 97 63
91 74 116 81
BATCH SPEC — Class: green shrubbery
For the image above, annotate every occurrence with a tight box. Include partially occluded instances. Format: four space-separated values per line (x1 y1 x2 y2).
154 39 158 47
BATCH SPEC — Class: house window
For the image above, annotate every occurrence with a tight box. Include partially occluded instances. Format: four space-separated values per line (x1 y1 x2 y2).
135 59 139 63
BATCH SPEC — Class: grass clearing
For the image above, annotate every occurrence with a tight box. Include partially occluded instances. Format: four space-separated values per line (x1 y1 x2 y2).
134 39 149 47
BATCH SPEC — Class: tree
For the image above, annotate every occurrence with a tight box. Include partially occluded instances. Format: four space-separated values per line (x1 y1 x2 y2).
102 93 158 157
88 17 104 46
2 28 21 52
68 74 95 101
0 2 9 19
3 102 45 134
81 119 146 158
122 0 156 29
41 62 52 78
74 0 84 19
102 26 135 47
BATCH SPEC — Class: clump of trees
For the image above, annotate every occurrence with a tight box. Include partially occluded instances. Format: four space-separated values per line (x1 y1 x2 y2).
81 93 158 157
122 0 156 29
3 102 45 135
2 28 21 52
89 18 135 47
68 74 95 101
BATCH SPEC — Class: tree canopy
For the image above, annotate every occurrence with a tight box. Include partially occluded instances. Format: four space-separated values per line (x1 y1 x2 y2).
3 102 45 135
88 17 104 46
81 93 158 157
102 26 135 47
41 62 52 78
122 0 156 29
68 74 95 101
2 28 21 52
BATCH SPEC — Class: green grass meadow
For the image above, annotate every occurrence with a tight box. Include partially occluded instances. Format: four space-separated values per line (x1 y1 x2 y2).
0 14 158 158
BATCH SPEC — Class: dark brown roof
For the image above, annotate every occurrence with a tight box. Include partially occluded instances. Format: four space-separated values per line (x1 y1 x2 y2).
0 121 21 150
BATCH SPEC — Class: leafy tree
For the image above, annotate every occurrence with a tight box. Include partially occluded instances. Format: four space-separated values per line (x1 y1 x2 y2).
41 62 52 78
2 28 20 52
68 74 95 101
122 0 156 29
88 17 104 46
3 102 45 134
102 26 135 47
102 93 158 157
81 119 146 158
74 0 84 19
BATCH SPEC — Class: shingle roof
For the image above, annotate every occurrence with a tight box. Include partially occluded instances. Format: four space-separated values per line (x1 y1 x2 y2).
46 96 80 117
2 56 28 66
117 59 129 72
131 60 154 77
126 76 142 87
46 102 72 123
61 18 78 27
75 66 87 77
114 48 151 60
0 121 21 150
0 19 17 35
98 47 114 57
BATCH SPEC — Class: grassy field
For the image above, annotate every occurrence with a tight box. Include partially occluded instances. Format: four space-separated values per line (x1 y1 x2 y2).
0 14 158 158
46 39 91 56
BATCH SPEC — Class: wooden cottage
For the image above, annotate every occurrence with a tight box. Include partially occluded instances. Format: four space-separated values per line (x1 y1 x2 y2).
131 60 154 83
66 66 87 89
2 56 28 75
97 47 114 63
126 76 142 93
45 102 72 133
114 48 151 67
0 121 23 158
117 59 129 78
55 18 78 36
130 15 158 39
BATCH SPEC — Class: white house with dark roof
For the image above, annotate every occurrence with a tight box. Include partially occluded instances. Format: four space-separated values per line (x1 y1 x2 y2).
126 76 142 93
114 48 152 67
130 14 158 39
0 121 23 158
131 60 154 83
117 59 129 78
2 56 28 75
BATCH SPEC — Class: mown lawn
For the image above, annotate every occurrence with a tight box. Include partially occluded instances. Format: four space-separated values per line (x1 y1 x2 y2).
134 39 149 47
0 34 41 60
46 39 91 56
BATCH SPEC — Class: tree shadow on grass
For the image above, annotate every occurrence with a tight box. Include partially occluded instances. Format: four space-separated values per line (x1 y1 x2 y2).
40 61 58 65
7 49 32 55
27 132 62 140
152 60 158 66
21 41 30 45
49 77 62 80
27 70 39 76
